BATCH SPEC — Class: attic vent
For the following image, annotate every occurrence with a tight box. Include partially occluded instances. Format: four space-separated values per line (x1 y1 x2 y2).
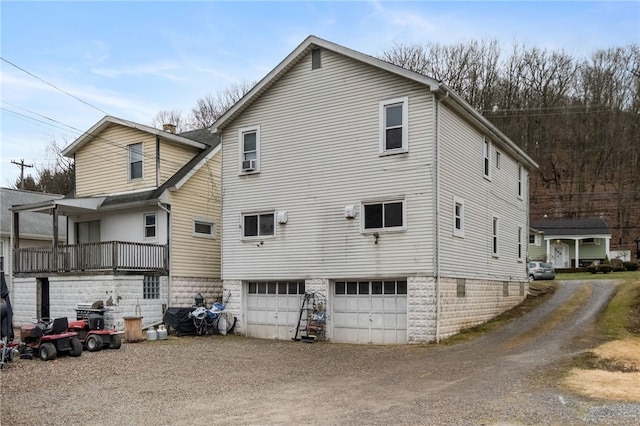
311 48 321 70
162 123 176 134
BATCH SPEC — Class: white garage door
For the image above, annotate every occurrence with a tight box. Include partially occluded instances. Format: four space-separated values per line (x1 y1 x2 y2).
333 279 407 344
245 281 305 340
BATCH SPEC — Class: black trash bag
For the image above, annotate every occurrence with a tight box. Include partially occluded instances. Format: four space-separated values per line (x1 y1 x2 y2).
1 272 14 342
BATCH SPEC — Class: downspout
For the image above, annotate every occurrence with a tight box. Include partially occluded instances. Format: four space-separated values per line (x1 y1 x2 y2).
434 88 449 344
155 136 160 188
157 202 171 308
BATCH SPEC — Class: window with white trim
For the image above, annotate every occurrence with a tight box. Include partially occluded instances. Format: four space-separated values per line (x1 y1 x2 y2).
518 164 523 198
529 233 541 246
243 212 274 238
379 97 408 154
239 126 260 173
518 226 523 260
453 196 465 238
495 151 501 169
144 213 156 239
483 139 491 179
362 199 405 231
492 216 499 256
193 219 214 238
129 143 143 180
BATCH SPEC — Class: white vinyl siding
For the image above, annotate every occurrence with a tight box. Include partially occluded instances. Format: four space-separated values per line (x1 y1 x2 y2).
437 106 528 281
221 49 434 280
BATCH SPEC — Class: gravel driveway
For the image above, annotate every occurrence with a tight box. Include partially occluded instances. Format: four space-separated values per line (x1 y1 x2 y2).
2 280 640 425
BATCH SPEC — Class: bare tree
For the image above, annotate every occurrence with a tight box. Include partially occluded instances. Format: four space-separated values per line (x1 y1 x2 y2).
188 80 255 129
151 109 188 133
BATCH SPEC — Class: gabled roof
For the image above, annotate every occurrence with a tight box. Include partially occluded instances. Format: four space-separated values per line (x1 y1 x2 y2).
13 120 221 215
530 218 611 237
0 188 67 239
62 116 208 157
211 35 538 170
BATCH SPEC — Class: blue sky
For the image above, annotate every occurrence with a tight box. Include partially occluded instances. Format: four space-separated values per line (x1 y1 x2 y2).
1 0 639 187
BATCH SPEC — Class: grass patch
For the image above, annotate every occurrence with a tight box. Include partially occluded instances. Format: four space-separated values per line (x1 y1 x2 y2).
555 270 640 281
441 281 557 345
597 279 640 340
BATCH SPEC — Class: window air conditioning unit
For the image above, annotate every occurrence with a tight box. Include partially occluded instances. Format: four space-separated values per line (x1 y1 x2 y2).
242 159 256 171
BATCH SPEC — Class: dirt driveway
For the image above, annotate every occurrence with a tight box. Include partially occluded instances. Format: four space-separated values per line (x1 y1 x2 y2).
2 280 640 425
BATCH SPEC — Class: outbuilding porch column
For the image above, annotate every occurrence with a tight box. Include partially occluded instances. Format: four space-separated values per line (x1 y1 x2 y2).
574 238 580 268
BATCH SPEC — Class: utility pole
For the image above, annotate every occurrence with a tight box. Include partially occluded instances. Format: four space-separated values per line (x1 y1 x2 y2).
11 159 33 189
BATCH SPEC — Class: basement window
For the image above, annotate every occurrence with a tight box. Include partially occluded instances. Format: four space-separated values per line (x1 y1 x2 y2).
143 275 160 300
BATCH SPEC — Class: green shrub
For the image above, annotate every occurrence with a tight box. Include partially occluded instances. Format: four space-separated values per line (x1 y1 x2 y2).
587 263 599 274
599 264 613 274
623 261 638 272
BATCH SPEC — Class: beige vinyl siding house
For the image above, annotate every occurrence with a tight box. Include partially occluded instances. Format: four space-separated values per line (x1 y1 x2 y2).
213 36 538 344
10 118 221 330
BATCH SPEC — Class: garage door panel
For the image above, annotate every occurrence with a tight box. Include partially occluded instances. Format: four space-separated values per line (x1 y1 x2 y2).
245 281 304 340
333 279 407 344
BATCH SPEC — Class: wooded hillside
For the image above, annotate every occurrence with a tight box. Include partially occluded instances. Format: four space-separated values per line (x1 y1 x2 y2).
381 41 640 259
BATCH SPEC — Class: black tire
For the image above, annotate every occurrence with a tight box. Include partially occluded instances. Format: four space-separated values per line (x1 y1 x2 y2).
69 337 83 357
39 342 57 361
109 334 122 349
86 334 103 352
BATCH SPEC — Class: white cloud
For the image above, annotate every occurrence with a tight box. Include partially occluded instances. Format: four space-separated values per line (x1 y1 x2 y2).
91 62 186 81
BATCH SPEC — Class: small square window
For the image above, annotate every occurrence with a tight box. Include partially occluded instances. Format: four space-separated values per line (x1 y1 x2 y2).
363 200 404 231
379 97 409 154
243 212 274 238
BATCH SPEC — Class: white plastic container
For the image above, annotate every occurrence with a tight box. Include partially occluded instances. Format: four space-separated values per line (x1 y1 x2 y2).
146 326 157 341
157 324 168 340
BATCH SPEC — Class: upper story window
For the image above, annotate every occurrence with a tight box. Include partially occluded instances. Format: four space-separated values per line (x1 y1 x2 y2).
379 97 408 155
492 216 499 256
483 139 491 179
517 164 523 198
362 199 405 232
129 143 143 180
243 212 274 238
453 196 465 238
144 213 156 239
239 126 260 174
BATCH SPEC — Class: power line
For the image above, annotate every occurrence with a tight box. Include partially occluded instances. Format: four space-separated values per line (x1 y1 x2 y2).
1 56 109 116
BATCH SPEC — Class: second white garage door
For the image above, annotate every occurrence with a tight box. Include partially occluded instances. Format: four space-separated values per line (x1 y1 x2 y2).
332 279 407 344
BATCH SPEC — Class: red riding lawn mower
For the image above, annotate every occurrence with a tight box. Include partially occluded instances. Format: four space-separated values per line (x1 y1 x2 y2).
68 312 121 351
19 317 83 361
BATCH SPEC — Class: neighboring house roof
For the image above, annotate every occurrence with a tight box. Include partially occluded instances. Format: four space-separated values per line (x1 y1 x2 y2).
62 116 210 157
0 188 67 239
211 35 538 170
530 218 611 237
11 120 221 215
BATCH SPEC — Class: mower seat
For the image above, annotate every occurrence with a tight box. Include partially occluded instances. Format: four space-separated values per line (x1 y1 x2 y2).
50 317 69 335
